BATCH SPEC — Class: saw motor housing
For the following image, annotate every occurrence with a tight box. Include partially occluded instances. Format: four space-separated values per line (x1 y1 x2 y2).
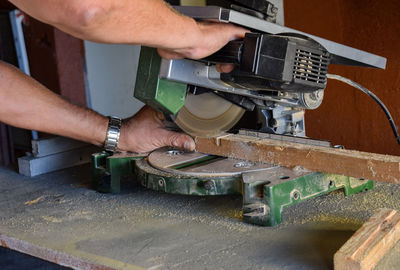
208 33 330 93
134 35 329 136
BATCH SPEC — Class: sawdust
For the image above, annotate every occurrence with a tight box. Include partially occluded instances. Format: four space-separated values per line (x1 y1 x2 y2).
225 209 243 220
1 240 8 248
41 216 62 223
66 211 94 222
24 196 43 205
23 194 67 207
3 165 400 269
71 183 91 189
292 166 312 173
367 160 377 177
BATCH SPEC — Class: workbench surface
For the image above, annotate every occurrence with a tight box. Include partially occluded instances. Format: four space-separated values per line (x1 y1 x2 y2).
0 164 399 269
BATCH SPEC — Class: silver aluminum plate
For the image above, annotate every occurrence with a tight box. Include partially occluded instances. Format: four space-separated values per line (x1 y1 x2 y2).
175 6 386 69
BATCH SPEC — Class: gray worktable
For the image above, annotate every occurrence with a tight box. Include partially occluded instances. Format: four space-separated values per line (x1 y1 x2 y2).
0 164 399 269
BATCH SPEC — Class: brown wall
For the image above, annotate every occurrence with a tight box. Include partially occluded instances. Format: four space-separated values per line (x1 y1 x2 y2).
23 17 87 106
0 10 17 165
0 1 15 10
285 0 400 155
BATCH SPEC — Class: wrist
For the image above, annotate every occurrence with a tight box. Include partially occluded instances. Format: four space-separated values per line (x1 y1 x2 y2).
183 19 206 58
85 112 108 147
116 120 135 152
117 120 127 151
161 16 204 59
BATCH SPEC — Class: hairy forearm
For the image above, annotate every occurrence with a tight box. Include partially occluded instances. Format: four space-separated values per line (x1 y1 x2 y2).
0 61 108 146
9 0 199 51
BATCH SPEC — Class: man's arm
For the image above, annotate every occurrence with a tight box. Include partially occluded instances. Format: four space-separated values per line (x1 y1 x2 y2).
0 61 195 153
9 0 246 59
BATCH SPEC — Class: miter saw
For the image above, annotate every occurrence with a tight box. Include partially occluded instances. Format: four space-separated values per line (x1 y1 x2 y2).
92 1 387 226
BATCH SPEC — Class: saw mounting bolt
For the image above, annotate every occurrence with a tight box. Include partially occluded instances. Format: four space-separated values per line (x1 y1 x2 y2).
167 150 184 156
203 180 215 191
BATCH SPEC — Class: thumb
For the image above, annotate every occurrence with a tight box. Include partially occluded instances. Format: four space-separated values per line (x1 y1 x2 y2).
216 63 235 73
160 129 195 151
157 48 183 60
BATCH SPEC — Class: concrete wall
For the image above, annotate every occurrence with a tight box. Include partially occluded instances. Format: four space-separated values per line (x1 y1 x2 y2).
284 0 400 155
84 42 144 118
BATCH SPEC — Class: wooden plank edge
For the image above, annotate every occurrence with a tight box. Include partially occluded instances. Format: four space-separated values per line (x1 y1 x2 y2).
195 134 400 184
334 208 400 270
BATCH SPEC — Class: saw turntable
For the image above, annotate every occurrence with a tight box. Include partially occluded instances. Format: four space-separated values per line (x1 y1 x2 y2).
92 133 373 227
92 1 388 226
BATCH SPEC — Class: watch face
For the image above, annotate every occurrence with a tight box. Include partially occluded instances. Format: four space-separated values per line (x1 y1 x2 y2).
110 116 122 128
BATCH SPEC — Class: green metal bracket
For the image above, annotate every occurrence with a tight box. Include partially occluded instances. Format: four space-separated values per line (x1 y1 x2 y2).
91 153 373 226
242 170 374 226
134 47 187 115
91 152 145 193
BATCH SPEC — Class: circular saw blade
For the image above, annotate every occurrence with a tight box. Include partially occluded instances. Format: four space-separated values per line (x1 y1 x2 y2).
174 92 245 137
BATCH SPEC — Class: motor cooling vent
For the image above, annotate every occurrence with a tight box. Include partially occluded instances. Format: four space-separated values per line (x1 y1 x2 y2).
293 49 329 86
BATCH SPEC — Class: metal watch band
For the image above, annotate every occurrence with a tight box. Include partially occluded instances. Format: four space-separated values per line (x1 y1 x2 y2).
104 116 122 153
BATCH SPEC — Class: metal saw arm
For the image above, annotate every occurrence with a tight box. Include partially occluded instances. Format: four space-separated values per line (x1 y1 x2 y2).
176 5 386 69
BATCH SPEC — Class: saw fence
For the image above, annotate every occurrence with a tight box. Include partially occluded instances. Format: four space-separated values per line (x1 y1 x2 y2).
195 133 400 184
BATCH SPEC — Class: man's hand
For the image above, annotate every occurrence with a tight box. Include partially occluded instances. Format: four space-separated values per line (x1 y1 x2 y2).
158 21 247 74
157 21 247 60
118 106 195 153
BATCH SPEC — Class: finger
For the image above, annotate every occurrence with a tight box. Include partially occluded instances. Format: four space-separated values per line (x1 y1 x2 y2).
156 110 165 121
158 129 195 151
216 63 235 73
224 24 249 40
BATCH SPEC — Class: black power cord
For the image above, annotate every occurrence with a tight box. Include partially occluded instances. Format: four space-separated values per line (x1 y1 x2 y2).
327 74 400 145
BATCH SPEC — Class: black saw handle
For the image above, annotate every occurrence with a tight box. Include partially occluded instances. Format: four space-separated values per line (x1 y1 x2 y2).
203 40 244 64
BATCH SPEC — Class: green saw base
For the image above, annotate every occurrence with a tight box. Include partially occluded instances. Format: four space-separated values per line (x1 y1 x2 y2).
91 152 373 227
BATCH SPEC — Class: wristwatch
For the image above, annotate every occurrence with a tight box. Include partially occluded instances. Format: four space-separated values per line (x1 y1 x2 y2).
104 116 122 153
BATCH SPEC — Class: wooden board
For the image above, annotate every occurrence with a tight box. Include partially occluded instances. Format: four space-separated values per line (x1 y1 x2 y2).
334 209 400 270
195 133 400 184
